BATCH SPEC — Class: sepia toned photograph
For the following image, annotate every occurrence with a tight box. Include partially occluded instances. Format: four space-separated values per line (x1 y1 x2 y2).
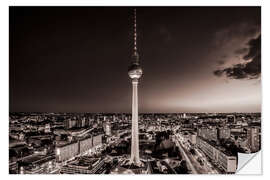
9 6 261 174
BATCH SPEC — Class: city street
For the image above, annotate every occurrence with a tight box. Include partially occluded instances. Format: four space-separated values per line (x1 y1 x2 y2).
174 137 198 174
175 134 219 174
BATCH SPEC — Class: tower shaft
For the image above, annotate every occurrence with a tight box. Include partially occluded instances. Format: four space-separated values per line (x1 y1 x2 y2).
130 79 140 165
128 8 143 167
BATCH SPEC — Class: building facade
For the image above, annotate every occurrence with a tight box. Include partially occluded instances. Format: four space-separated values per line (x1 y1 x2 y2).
196 137 237 173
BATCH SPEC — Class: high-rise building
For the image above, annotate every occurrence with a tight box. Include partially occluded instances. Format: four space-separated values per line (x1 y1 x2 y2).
247 126 260 152
183 113 186 119
128 8 143 166
44 124 51 133
218 127 231 140
55 141 79 162
64 119 76 130
103 122 111 136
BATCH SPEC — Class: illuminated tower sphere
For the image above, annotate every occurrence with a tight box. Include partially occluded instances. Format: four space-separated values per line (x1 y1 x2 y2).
128 8 143 166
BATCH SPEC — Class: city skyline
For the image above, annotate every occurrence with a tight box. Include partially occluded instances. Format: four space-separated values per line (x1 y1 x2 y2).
9 111 261 174
10 7 261 113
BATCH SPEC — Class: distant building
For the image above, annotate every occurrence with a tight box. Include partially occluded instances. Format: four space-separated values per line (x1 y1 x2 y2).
64 119 76 130
76 118 84 128
227 115 236 124
247 127 260 152
79 137 93 154
218 127 231 140
55 134 103 162
44 124 51 133
230 127 243 133
55 141 79 162
92 134 103 147
197 127 218 142
103 122 111 136
183 113 186 119
16 154 55 174
60 156 104 174
18 132 25 141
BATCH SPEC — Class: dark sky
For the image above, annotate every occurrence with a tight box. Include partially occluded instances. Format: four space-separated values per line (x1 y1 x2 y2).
9 7 261 113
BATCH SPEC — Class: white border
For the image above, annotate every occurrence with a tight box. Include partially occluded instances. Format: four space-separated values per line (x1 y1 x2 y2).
2 0 269 180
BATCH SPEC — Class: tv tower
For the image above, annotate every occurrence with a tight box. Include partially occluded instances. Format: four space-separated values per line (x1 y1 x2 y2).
128 8 143 166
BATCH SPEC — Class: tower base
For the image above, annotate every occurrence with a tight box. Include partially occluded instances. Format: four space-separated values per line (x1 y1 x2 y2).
127 159 143 168
110 157 147 174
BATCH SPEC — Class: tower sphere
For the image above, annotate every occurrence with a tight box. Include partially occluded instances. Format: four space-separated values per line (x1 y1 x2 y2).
128 63 143 79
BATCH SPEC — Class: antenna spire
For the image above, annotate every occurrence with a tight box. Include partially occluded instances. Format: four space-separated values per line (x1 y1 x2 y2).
133 8 137 56
132 8 139 64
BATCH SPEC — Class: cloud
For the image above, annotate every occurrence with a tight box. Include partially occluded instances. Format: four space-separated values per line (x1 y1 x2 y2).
211 21 260 68
243 35 261 61
213 35 261 79
214 64 247 79
234 48 248 55
213 69 224 77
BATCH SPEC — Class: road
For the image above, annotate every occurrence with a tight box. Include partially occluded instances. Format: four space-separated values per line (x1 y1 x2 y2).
194 147 219 174
174 134 219 174
175 139 198 174
161 161 177 174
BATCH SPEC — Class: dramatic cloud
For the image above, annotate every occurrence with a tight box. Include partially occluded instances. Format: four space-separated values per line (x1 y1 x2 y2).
234 48 248 55
214 35 261 79
210 21 260 69
243 35 261 61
